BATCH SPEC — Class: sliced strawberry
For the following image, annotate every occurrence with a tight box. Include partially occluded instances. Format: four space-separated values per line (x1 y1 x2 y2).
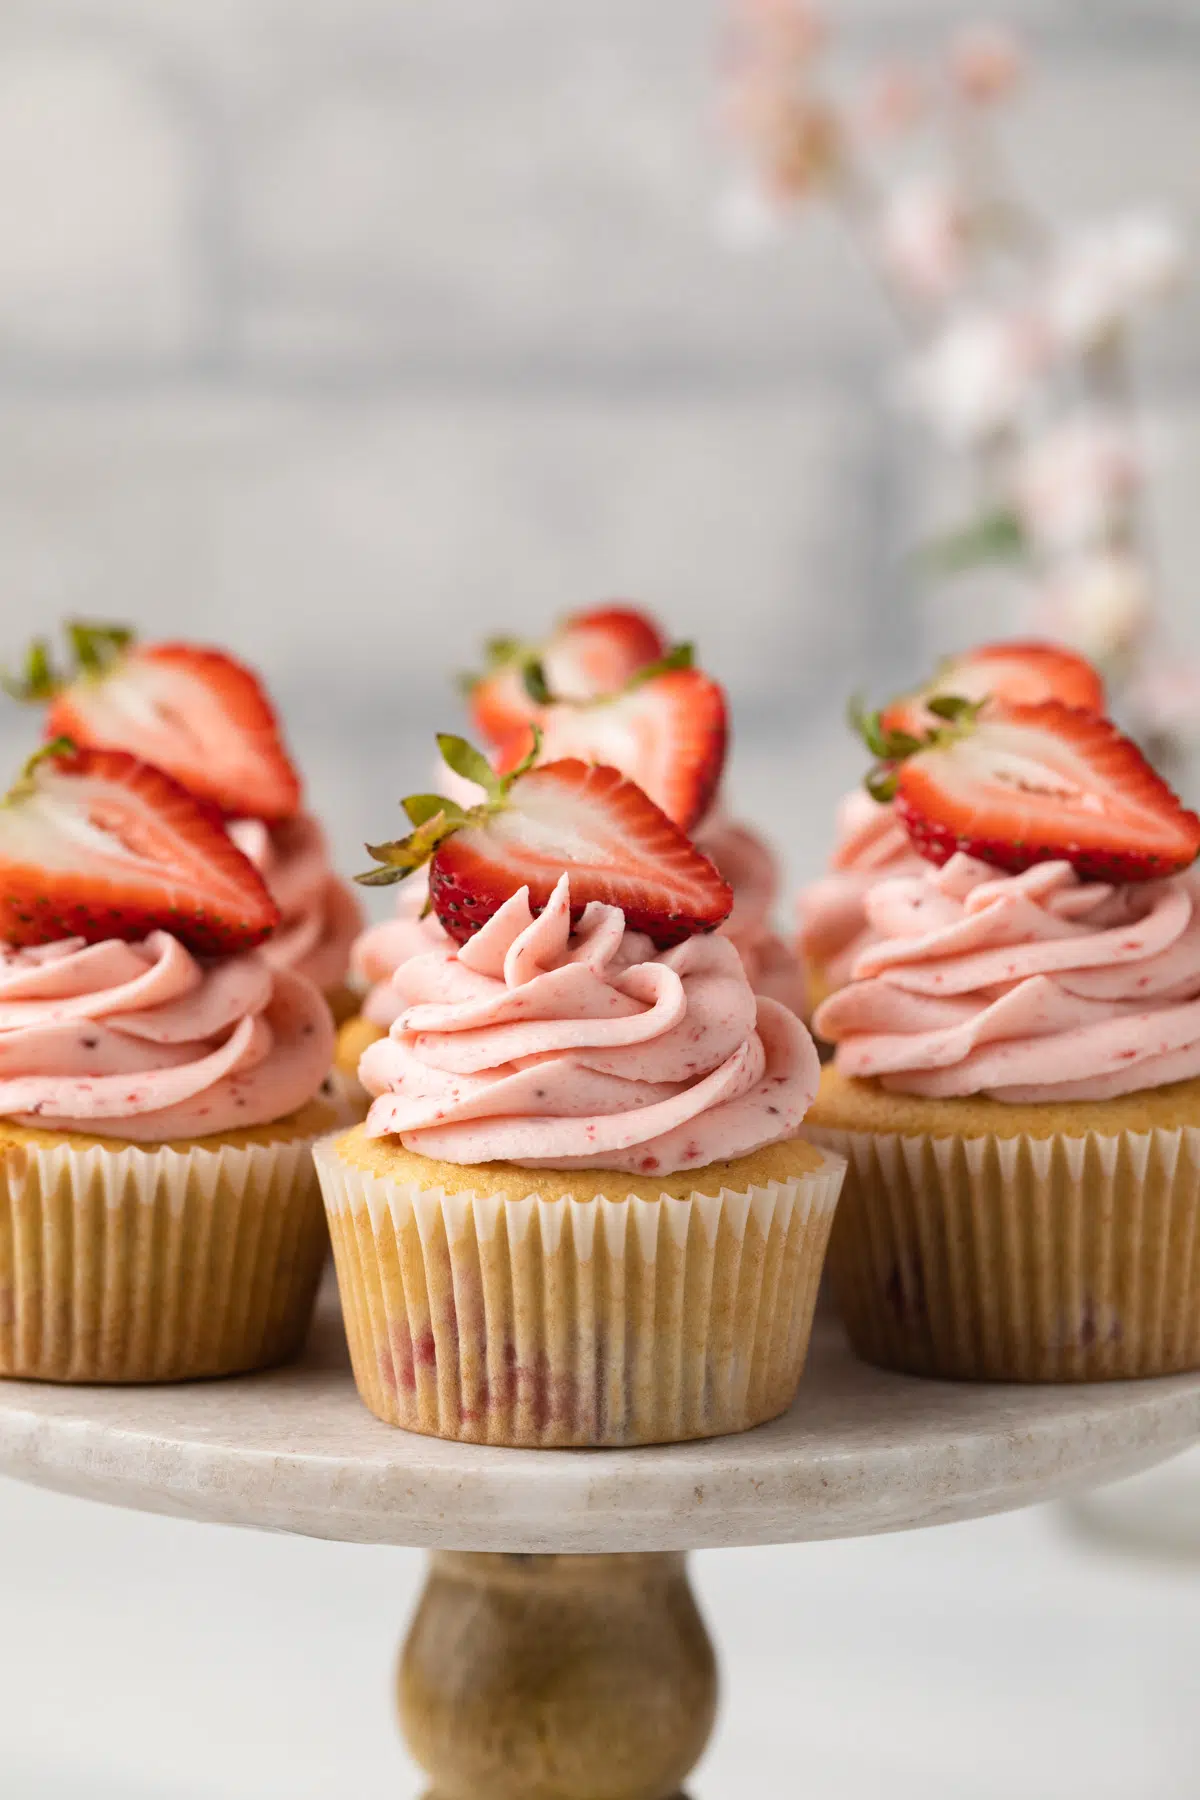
358 738 733 948
493 666 727 831
467 604 666 744
7 623 303 821
887 700 1200 883
881 640 1106 738
0 745 281 954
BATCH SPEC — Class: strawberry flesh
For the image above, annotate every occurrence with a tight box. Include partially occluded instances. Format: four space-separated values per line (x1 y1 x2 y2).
428 760 733 947
895 700 1200 883
883 640 1106 738
47 643 302 822
494 667 727 831
0 748 281 954
469 604 666 744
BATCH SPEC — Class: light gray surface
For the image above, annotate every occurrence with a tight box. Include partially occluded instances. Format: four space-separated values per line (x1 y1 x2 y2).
2 1469 1199 1800
1 1284 1198 1553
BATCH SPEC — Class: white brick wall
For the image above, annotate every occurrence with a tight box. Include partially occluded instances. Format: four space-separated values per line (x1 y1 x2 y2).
0 0 1194 879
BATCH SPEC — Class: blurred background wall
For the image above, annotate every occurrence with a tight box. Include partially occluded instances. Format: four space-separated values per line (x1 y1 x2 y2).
0 0 1196 890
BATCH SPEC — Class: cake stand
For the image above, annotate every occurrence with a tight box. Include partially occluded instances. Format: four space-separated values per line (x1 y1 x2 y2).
1 1286 1198 1800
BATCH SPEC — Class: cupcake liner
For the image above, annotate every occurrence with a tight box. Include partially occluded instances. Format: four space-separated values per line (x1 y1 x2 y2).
806 1122 1200 1381
315 1140 845 1446
0 1133 329 1383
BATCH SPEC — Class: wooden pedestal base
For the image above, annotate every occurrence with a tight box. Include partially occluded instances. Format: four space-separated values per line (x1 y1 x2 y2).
398 1551 718 1800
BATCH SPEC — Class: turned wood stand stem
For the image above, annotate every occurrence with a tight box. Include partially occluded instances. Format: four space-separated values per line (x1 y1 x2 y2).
399 1551 717 1800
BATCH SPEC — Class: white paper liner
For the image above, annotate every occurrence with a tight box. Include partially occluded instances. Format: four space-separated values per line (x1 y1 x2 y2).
805 1121 1200 1381
315 1138 846 1446
0 1130 329 1382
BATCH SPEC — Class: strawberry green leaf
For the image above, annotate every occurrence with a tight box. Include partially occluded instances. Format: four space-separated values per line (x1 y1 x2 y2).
404 793 466 828
522 659 553 705
1 637 61 703
436 734 500 799
66 620 134 675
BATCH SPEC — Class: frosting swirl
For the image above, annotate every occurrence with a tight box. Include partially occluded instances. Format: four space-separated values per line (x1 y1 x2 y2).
229 814 362 994
798 790 924 988
360 874 819 1172
815 852 1200 1102
695 812 806 1014
0 933 334 1140
351 880 452 1028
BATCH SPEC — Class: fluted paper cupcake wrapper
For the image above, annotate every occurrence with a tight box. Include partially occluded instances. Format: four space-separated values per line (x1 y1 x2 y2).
0 1135 329 1383
806 1123 1200 1381
315 1142 845 1447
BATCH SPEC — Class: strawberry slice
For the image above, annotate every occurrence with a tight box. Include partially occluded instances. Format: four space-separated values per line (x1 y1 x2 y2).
467 604 666 744
6 623 302 821
0 744 281 954
881 640 1106 738
881 700 1200 883
493 663 727 831
358 735 733 947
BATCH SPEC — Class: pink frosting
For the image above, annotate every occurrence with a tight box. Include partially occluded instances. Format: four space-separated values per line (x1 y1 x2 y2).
814 852 1200 1102
695 812 807 1014
797 790 924 988
229 814 363 994
0 933 335 1140
351 879 453 1028
359 874 820 1172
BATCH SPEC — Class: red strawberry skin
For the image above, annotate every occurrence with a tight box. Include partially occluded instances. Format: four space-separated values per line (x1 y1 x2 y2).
428 760 733 947
495 667 727 831
47 643 302 823
883 640 1106 738
469 604 666 744
895 701 1200 884
0 748 281 955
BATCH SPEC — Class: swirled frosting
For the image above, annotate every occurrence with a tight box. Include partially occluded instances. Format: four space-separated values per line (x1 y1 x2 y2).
814 852 1200 1102
229 814 363 994
0 933 335 1140
695 812 806 1014
797 790 924 988
359 874 819 1172
351 880 452 1028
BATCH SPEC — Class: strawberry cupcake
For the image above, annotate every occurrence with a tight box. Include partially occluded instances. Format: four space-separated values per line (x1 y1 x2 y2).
338 605 806 1087
0 744 337 1383
798 641 1106 1014
805 696 1200 1382
316 743 844 1447
8 623 364 1023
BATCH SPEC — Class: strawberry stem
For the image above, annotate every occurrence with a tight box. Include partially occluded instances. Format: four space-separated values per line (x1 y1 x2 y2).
355 729 543 888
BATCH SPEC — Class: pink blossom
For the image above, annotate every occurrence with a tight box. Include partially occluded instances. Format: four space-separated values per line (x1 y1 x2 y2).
1034 551 1153 663
858 62 927 138
878 177 970 302
735 0 827 61
949 25 1024 104
1046 212 1186 350
726 80 841 202
1013 416 1143 551
904 307 1050 444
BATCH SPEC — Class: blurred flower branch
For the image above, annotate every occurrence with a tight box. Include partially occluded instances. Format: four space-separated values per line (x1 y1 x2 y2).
721 2 1193 774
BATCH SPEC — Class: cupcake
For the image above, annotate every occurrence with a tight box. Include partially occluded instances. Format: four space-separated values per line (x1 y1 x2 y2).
0 744 337 1383
7 622 364 1023
805 690 1200 1382
339 605 806 1089
317 746 844 1446
797 640 1106 1014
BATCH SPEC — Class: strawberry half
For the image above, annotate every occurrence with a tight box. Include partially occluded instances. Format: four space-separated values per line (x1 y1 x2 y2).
467 603 666 744
6 623 302 822
358 734 733 948
493 662 727 832
879 700 1200 884
881 640 1106 738
0 744 281 954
